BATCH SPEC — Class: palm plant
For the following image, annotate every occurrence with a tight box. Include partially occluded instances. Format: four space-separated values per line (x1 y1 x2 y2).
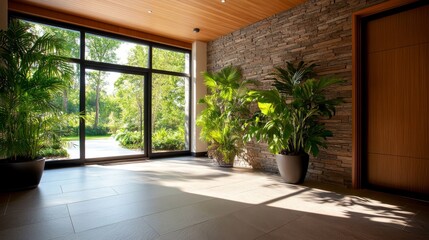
246 61 343 157
0 19 72 162
196 66 255 165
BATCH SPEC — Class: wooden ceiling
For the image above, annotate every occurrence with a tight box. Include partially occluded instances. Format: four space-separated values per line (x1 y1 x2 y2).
9 0 306 47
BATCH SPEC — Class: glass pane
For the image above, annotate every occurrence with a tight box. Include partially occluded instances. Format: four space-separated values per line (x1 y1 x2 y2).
85 69 145 158
152 74 189 152
20 19 80 59
152 47 190 74
85 33 149 68
44 63 80 160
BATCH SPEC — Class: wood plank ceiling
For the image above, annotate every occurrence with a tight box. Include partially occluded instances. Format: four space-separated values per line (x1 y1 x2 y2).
9 0 306 45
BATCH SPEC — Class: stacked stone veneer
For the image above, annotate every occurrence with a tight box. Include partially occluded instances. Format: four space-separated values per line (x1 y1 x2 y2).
207 0 384 187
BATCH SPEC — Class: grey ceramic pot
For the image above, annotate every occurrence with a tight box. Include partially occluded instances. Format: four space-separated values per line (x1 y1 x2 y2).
275 153 309 184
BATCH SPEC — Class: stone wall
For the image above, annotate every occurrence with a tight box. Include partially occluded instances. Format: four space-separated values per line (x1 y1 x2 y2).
207 0 384 187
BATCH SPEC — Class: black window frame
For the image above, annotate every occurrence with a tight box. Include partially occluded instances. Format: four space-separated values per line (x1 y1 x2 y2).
9 12 193 165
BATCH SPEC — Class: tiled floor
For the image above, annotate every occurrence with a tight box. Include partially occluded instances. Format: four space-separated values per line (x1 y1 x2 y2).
0 157 428 240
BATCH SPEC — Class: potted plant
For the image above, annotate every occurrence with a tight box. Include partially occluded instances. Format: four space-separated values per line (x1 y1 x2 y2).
0 20 72 190
196 66 254 167
245 61 343 183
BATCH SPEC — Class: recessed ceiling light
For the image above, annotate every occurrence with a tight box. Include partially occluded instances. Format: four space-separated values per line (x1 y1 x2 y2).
193 28 200 33
221 0 226 3
148 10 153 14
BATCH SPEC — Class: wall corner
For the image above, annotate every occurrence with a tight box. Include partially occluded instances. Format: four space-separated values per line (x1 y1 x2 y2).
191 41 208 155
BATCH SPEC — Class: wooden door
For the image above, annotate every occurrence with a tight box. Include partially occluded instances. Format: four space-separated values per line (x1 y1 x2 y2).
365 3 429 197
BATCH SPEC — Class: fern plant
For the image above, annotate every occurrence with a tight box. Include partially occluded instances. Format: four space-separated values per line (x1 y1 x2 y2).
245 61 343 157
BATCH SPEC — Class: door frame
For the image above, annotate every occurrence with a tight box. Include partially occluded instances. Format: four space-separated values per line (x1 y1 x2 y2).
351 0 420 188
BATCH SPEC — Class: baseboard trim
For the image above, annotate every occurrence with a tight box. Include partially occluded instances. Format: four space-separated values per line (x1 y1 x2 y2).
191 152 208 157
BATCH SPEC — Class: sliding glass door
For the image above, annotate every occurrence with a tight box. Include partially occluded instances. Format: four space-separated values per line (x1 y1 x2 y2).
85 70 146 159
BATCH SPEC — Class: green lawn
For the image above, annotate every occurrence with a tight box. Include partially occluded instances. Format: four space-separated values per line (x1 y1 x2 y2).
62 135 112 141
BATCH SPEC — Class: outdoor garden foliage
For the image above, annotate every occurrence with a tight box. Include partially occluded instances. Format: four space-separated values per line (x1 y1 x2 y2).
20 20 188 158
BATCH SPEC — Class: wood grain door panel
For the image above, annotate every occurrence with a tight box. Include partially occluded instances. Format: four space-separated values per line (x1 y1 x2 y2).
367 153 429 193
365 4 429 196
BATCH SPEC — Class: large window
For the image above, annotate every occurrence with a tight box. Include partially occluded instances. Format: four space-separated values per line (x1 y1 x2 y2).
153 47 189 73
85 33 149 68
16 16 191 162
152 74 189 153
25 20 80 59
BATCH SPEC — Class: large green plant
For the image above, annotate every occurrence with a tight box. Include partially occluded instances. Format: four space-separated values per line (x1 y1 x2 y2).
0 20 72 161
196 66 254 164
246 61 343 157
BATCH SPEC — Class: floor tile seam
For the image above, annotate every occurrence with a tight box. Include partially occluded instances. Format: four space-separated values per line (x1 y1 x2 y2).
69 214 161 237
109 178 157 187
55 186 119 200
43 173 105 181
223 182 287 196
346 207 419 231
162 180 250 193
150 161 212 167
401 201 429 216
188 176 267 192
56 176 178 194
35 181 112 196
399 208 421 231
185 183 263 197
66 204 77 234
140 199 252 233
185 202 256 228
10 189 66 199
151 216 212 236
70 211 152 233
144 171 188 179
0 215 73 237
73 213 161 237
375 214 418 232
143 218 162 239
59 182 124 194
65 187 174 208
41 176 95 184
260 212 308 236
192 184 278 200
3 202 70 216
54 193 119 208
3 194 10 216
0 207 72 232
60 184 114 193
270 212 409 240
135 197 219 221
141 216 163 237
155 212 266 239
68 191 215 218
38 183 93 193
48 233 78 240
111 186 120 195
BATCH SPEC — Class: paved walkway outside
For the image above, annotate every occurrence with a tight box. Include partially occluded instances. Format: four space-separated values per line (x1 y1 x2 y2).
66 138 143 159
0 157 427 239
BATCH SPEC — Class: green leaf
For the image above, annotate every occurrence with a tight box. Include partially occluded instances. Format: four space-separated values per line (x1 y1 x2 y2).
258 102 274 115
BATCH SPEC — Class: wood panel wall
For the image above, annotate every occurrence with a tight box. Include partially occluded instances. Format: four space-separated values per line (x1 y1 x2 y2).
8 1 192 49
365 3 429 196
